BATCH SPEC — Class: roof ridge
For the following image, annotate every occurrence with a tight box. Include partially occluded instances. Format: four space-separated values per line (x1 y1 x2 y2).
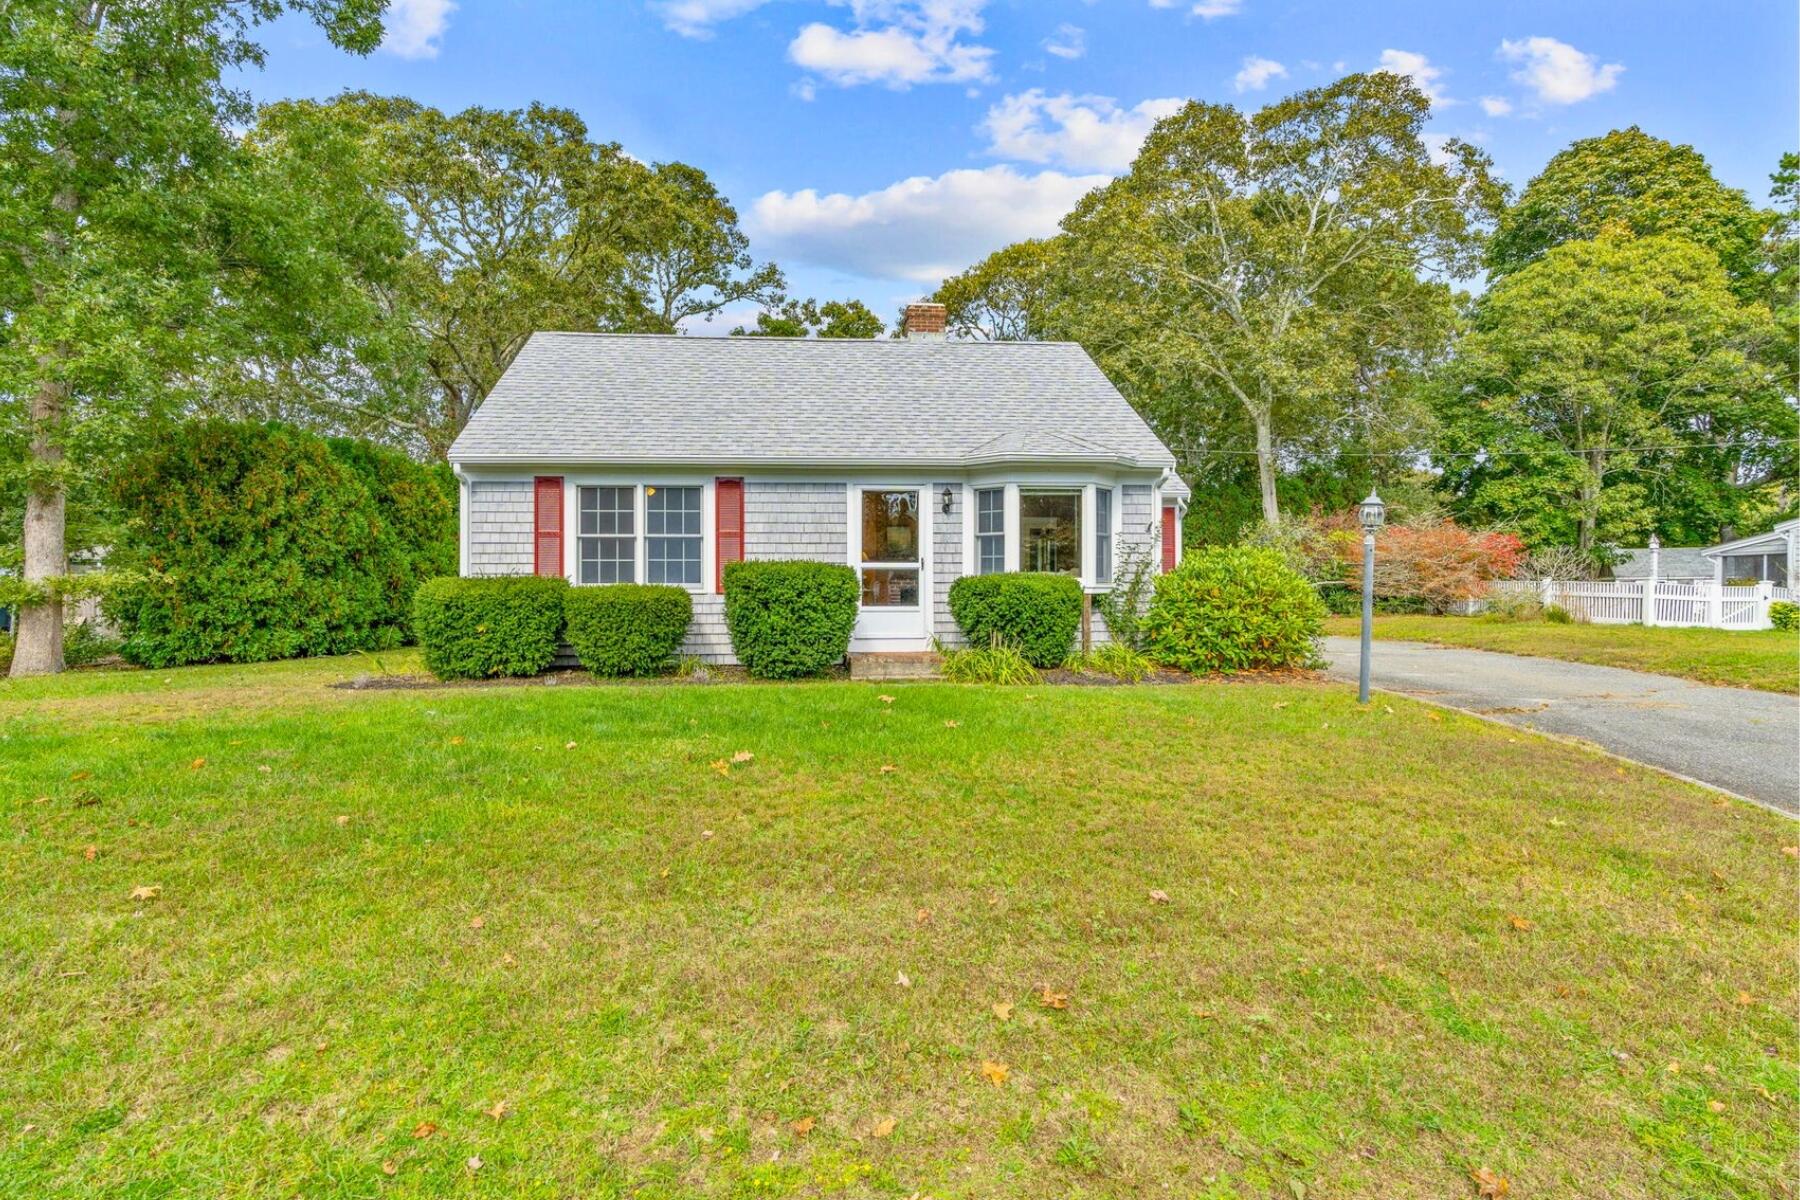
527 330 1085 348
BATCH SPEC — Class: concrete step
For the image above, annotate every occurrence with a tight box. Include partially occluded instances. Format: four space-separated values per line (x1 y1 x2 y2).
848 651 943 681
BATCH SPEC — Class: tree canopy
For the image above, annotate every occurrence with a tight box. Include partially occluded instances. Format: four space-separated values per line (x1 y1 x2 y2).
731 297 886 338
1051 73 1504 526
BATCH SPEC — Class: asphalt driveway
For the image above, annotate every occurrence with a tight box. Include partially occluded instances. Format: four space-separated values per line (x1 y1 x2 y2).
1321 636 1799 815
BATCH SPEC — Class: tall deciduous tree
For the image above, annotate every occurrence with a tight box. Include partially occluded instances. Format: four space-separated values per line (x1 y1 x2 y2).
0 0 393 677
623 161 784 334
931 238 1063 342
1487 127 1769 297
1435 233 1787 552
731 297 885 338
1053 73 1503 524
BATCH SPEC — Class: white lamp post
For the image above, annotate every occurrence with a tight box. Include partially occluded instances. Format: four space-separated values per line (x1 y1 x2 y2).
1357 490 1386 704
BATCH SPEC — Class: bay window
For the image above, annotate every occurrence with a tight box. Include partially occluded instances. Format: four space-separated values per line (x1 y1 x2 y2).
1019 489 1081 576
975 487 1005 574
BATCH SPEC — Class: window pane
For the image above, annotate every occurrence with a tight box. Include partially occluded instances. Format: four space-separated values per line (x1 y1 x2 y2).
1095 488 1113 583
861 567 920 606
580 486 633 536
647 486 701 535
578 486 635 583
976 488 1003 535
978 534 1005 574
647 535 701 585
1020 490 1080 576
862 490 920 563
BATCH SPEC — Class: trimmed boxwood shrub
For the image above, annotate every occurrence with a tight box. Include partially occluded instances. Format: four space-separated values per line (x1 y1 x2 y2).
1769 600 1797 632
412 575 568 679
723 559 858 679
1142 546 1325 673
564 584 693 676
947 572 1082 668
107 420 455 667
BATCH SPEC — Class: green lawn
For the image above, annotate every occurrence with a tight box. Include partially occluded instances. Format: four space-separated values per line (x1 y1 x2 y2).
1326 615 1800 694
2 652 1795 1198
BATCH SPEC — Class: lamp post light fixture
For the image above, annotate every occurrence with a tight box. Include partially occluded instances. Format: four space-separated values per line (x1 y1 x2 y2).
1357 490 1386 704
941 486 955 516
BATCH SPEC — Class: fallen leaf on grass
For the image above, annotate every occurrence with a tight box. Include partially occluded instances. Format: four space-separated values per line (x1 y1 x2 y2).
1037 985 1068 1010
1666 1061 1681 1074
70 770 92 782
565 741 578 751
466 1156 482 1173
1148 889 1170 904
979 1060 1009 1086
1708 1099 1726 1113
469 915 486 930
500 952 517 967
335 815 350 827
411 1121 438 1139
381 1159 397 1176
878 695 894 705
1426 712 1442 722
1734 990 1754 1007
701 829 714 839
1783 845 1799 858
991 1002 1013 1021
879 764 897 775
870 1117 897 1138
1469 1166 1509 1198
914 908 930 924
731 750 755 764
1507 915 1533 931
189 758 206 770
82 844 98 861
257 765 272 774
709 759 730 776
448 736 465 746
895 970 911 989
790 1116 815 1136
129 885 160 901
943 719 960 728
1271 701 1290 710
485 1100 508 1121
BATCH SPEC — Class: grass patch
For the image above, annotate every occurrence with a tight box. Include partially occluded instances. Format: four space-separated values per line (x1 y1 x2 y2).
1326 615 1800 694
1 653 1795 1197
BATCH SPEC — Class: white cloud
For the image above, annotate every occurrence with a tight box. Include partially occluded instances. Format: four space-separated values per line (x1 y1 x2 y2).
1479 94 1513 117
379 0 454 59
1043 22 1086 60
1150 0 1242 16
651 0 773 38
788 1 995 88
981 90 1184 172
752 165 1108 283
1376 48 1450 105
1498 36 1623 105
1233 55 1286 93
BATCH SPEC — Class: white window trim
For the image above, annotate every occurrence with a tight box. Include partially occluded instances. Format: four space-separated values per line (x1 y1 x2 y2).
561 476 716 594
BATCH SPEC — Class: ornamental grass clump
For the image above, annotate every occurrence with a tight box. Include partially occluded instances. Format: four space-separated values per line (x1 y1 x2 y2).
1143 546 1325 674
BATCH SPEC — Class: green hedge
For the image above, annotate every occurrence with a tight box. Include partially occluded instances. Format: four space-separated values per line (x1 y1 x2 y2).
947 572 1082 667
1143 546 1325 673
565 584 692 676
412 575 568 679
723 560 858 678
1769 600 1798 632
107 421 455 667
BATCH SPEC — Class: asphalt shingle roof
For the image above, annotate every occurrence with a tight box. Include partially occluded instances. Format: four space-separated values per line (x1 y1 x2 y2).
1610 547 1713 580
449 332 1179 473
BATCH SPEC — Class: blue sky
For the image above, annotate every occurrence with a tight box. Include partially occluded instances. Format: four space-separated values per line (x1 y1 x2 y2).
246 0 1798 330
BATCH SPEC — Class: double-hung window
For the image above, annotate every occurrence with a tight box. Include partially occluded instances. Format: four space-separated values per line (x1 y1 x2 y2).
1095 487 1113 585
646 485 703 585
975 487 1005 574
577 486 635 584
1019 489 1081 576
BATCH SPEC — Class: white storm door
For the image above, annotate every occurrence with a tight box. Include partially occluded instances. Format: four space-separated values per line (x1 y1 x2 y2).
852 486 928 649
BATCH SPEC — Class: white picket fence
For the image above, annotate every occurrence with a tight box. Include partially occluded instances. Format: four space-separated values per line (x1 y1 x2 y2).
1490 579 1794 630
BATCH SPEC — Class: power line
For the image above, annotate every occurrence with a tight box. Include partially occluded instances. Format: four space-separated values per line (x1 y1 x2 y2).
1168 438 1797 461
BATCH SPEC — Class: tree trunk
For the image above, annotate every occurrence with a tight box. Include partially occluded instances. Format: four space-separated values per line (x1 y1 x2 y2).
1253 408 1280 525
11 373 68 677
1575 453 1603 554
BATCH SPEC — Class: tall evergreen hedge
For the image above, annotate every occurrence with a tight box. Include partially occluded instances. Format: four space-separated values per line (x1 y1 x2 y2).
108 421 456 667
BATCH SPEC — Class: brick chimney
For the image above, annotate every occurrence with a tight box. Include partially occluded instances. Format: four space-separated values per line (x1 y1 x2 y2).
902 302 947 340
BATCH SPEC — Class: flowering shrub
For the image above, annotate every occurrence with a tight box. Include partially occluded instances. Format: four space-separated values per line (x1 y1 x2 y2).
1289 511 1523 613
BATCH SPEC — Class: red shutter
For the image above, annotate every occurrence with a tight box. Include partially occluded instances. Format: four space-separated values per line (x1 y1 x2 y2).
1161 506 1178 573
533 476 563 578
715 477 744 592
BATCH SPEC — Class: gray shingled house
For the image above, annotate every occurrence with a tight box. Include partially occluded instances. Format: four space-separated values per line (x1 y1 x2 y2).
447 304 1191 663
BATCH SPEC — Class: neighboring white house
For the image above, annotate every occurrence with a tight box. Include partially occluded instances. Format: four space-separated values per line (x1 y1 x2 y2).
1608 545 1712 585
446 304 1191 662
1705 518 1797 590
